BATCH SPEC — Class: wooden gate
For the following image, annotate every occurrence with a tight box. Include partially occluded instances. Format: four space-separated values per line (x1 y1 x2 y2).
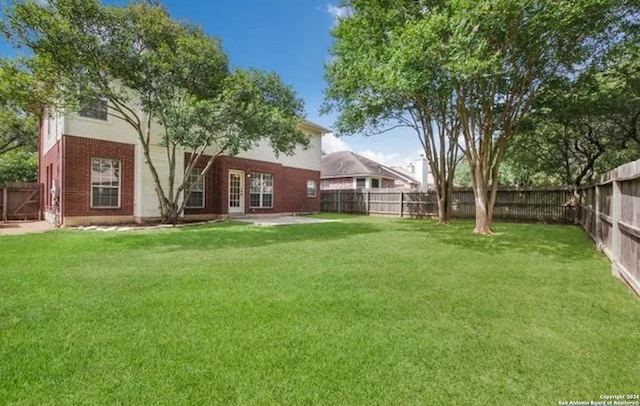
1 182 43 221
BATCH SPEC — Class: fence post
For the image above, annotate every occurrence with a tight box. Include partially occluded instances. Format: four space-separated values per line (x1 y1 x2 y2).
2 187 7 221
337 189 341 214
610 176 622 279
594 183 601 247
39 183 44 221
399 191 404 217
366 190 370 215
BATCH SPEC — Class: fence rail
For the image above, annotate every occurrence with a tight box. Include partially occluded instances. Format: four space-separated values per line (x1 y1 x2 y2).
577 159 640 298
321 187 576 223
0 182 42 221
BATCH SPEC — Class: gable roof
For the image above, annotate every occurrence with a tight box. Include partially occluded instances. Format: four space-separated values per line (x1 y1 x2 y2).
321 151 418 184
299 119 332 134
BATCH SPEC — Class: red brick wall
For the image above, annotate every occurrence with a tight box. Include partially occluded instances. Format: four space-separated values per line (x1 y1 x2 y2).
62 135 135 217
381 178 395 189
40 139 62 213
321 177 354 190
321 177 397 190
214 156 320 215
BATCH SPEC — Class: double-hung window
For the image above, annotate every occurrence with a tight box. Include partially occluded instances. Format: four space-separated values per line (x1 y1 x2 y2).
91 158 120 208
307 180 317 197
185 171 205 208
79 99 108 121
250 173 273 208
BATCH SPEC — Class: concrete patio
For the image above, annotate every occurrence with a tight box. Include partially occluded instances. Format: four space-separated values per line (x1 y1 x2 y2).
0 221 55 236
230 216 339 227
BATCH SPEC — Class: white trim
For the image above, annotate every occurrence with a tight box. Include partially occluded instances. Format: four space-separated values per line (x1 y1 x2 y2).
78 99 110 122
90 157 121 209
306 179 317 197
322 174 397 181
228 169 245 214
184 171 205 209
249 172 274 208
300 119 332 134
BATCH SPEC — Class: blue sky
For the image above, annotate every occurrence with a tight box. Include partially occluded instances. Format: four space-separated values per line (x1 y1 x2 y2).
1 0 423 168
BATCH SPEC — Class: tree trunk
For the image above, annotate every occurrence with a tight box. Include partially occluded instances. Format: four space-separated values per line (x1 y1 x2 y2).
437 195 447 224
434 177 455 224
473 190 492 234
445 180 454 221
471 167 493 235
161 200 180 225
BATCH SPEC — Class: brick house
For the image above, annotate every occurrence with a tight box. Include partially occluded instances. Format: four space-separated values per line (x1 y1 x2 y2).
321 151 422 190
40 103 330 226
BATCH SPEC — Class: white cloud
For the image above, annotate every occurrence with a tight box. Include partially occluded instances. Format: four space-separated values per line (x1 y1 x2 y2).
326 4 351 25
322 133 352 154
357 150 415 168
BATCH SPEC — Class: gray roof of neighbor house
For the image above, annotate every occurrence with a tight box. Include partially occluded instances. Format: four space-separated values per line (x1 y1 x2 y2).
321 151 418 184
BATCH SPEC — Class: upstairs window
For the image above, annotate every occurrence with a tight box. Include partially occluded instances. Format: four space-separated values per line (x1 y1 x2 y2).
371 178 380 189
356 178 366 189
80 99 108 121
185 171 205 208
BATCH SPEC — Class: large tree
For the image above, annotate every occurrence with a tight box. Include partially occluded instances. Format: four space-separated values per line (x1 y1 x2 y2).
323 0 460 224
505 45 640 188
325 0 637 234
0 59 41 157
3 0 308 223
0 149 38 184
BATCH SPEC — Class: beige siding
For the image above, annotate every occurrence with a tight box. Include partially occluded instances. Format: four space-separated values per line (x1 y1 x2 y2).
136 143 185 218
65 114 138 145
42 112 64 154
236 132 322 171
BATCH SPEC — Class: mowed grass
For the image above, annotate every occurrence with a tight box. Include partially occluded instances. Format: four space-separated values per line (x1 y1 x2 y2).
1 215 639 405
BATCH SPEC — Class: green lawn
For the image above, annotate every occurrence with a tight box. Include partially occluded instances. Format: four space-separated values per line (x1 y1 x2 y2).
1 215 639 405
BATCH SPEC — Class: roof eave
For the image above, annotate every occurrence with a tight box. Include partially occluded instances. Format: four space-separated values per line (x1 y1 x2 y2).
299 119 332 134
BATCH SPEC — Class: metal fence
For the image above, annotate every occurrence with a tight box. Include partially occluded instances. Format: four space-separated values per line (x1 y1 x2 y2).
321 187 576 223
577 159 640 297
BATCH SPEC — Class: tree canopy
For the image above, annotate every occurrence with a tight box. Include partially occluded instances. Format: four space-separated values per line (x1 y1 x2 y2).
505 41 640 187
323 0 462 223
324 0 638 233
0 59 41 158
3 0 308 222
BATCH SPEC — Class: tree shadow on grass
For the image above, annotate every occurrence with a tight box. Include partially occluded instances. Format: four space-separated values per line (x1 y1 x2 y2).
395 218 601 262
100 220 382 253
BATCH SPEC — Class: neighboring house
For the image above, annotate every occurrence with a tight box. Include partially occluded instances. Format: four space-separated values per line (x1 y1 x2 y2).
321 151 420 190
39 103 331 226
391 155 434 190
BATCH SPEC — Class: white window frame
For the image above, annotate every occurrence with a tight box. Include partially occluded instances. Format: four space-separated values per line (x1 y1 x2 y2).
90 158 121 209
79 99 109 122
250 172 274 208
355 177 366 189
307 179 317 197
184 171 205 209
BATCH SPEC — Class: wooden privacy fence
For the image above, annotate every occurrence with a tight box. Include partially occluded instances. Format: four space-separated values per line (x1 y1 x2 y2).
0 182 43 221
321 187 576 223
577 159 640 297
